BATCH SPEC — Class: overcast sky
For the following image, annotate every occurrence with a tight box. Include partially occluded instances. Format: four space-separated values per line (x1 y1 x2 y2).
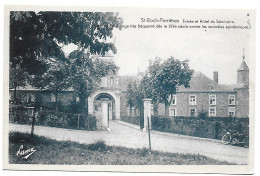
111 8 254 85
64 8 254 85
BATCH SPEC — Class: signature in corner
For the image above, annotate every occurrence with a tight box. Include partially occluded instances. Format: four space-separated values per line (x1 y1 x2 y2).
16 145 36 160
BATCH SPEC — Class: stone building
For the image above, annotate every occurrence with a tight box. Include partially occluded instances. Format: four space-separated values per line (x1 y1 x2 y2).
158 55 249 118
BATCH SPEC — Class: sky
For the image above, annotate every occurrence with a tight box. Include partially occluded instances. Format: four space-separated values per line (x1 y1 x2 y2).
110 8 254 85
63 8 254 85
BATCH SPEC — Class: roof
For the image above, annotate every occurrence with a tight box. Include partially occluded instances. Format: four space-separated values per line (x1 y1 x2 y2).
238 60 249 71
118 75 139 91
177 71 234 93
10 85 74 92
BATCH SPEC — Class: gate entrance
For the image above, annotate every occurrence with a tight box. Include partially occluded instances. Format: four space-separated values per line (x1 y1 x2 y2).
93 93 115 130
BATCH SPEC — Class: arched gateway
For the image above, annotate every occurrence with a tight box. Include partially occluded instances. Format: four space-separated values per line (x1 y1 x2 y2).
87 53 121 130
88 90 120 130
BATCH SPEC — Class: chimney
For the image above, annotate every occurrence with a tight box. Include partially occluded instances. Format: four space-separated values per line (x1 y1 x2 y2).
213 71 218 83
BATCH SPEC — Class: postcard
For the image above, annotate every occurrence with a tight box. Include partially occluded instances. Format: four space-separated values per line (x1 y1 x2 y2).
3 6 255 174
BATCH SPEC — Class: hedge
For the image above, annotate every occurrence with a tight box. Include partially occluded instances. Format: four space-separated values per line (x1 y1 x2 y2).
121 116 140 126
120 115 249 141
151 116 249 140
9 106 97 130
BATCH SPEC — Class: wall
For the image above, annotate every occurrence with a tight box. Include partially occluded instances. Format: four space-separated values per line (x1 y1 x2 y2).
235 89 249 117
157 92 238 117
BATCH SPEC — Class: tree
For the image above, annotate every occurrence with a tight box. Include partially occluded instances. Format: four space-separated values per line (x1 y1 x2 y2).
10 11 123 75
68 50 118 114
125 81 145 128
10 11 123 112
31 57 70 111
125 82 135 114
9 58 30 104
197 107 208 119
148 57 194 116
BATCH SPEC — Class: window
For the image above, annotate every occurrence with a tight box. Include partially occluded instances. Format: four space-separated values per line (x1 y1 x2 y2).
169 108 177 116
209 107 216 117
209 95 216 105
189 108 196 117
110 77 114 86
228 107 236 117
228 95 236 105
189 95 196 105
171 95 177 105
51 94 56 102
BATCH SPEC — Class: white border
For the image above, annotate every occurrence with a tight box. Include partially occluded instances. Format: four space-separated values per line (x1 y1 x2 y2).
1 1 258 176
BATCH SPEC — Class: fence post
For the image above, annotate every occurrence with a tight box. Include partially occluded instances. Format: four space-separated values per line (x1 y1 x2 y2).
31 107 36 138
77 114 80 130
143 99 152 131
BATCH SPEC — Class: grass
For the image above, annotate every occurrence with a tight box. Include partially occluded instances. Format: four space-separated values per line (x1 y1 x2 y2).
9 132 232 165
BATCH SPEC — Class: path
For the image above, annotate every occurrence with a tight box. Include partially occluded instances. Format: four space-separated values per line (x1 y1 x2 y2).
9 121 249 164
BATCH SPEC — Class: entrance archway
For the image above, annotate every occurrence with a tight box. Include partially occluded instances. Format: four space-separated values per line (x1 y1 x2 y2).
93 93 115 130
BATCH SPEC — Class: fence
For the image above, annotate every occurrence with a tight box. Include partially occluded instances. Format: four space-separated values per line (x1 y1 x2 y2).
121 115 249 141
9 106 97 130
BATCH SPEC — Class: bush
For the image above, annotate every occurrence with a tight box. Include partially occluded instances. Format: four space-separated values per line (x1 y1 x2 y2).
121 116 140 126
151 115 249 141
87 140 108 152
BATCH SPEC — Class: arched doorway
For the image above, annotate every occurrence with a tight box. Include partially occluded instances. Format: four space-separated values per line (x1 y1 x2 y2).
93 93 115 130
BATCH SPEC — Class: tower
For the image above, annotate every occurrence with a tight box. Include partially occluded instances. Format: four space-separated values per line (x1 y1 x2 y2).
237 49 249 89
235 49 249 118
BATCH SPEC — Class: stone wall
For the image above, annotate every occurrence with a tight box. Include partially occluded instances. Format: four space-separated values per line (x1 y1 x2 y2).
235 89 249 117
157 92 240 117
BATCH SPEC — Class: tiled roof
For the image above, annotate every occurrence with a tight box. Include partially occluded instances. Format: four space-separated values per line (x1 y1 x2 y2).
177 71 234 93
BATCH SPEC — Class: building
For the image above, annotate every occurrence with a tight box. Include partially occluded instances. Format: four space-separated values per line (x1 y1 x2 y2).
159 55 249 118
9 52 250 125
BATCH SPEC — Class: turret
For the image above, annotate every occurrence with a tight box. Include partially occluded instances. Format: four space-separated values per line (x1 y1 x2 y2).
237 49 249 89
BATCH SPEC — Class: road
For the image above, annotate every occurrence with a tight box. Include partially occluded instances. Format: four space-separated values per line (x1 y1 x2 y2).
9 121 249 164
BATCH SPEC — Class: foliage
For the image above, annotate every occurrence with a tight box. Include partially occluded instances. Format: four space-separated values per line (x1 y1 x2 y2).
125 81 143 109
151 116 249 141
87 140 109 152
9 59 30 104
121 116 140 126
125 80 145 123
10 11 123 75
197 108 208 119
10 11 123 113
9 132 233 165
68 50 118 113
147 57 194 115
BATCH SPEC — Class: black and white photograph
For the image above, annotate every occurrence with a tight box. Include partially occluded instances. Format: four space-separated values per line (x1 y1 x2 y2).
2 5 256 174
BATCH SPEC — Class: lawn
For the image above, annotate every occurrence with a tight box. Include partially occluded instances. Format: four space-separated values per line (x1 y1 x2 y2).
9 132 232 165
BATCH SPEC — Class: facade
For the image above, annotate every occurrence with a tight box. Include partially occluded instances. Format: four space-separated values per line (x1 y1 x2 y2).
165 57 249 118
121 55 249 118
